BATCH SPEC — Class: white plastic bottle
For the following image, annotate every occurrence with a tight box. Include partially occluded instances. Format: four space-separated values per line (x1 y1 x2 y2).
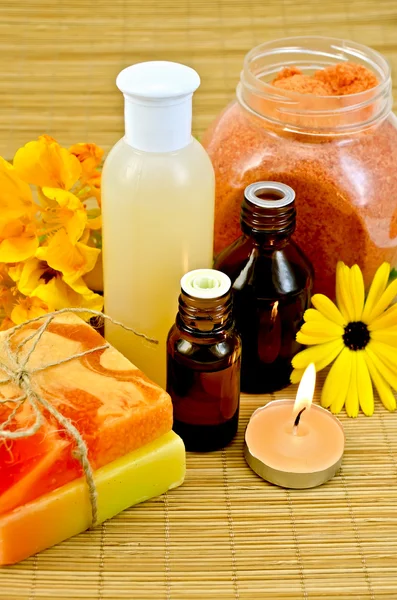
101 61 215 388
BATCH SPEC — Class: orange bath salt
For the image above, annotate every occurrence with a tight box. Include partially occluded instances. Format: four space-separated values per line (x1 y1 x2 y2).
272 67 333 95
271 62 378 96
314 62 379 95
0 313 173 516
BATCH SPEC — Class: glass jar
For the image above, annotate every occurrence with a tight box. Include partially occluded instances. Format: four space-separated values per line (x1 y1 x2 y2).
203 37 397 298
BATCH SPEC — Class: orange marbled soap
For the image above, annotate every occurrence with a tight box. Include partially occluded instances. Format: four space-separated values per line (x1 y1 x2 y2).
0 314 173 516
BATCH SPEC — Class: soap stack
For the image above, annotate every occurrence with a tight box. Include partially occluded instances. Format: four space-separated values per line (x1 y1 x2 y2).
0 313 185 564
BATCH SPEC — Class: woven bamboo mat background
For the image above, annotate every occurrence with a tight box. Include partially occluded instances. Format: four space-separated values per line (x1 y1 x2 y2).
1 0 397 598
1 0 397 159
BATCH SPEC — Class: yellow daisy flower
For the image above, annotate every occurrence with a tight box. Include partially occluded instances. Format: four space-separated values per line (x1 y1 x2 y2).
291 262 397 417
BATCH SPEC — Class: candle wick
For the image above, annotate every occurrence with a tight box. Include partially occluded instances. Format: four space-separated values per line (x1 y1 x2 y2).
293 407 306 435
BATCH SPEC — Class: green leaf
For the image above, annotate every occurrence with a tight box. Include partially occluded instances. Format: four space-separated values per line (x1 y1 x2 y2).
389 268 397 283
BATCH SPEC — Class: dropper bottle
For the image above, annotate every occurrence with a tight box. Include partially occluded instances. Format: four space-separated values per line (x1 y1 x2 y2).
101 62 215 387
167 269 241 452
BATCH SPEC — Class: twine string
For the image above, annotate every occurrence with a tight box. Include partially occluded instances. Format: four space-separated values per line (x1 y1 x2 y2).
0 308 157 526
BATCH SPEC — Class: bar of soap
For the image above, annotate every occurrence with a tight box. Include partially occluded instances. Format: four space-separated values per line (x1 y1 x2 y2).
0 430 185 565
0 314 185 563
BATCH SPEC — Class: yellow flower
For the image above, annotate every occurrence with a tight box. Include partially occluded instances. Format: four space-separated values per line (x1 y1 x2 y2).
36 228 100 284
11 296 51 325
0 219 38 263
291 262 397 417
39 187 87 243
0 157 37 227
0 282 17 319
13 135 82 190
11 257 103 313
69 143 104 182
0 159 38 262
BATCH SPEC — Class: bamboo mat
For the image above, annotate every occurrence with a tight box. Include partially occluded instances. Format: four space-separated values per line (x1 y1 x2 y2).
2 372 397 600
1 0 397 159
2 0 397 598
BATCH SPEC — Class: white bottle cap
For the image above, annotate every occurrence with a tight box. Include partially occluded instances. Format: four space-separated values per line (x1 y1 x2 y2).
116 61 200 153
181 269 231 299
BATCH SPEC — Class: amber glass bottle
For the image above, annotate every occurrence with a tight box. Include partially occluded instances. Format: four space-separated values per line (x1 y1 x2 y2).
167 269 241 452
214 182 313 394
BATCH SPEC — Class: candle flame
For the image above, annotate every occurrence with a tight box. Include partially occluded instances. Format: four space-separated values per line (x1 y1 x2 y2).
293 363 316 417
271 301 279 322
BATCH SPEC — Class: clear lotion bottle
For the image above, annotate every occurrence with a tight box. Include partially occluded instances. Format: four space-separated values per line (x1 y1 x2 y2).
101 62 215 387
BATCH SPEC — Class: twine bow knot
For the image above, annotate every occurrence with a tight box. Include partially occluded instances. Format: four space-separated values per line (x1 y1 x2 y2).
13 369 30 388
0 308 157 526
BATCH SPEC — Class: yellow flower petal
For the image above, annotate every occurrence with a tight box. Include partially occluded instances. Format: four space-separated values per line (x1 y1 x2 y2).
13 136 82 190
366 278 397 324
303 309 324 322
7 262 24 283
33 276 77 309
296 332 341 345
292 338 344 371
42 187 82 211
364 352 396 411
0 156 14 172
42 187 87 243
311 294 346 327
349 264 365 321
64 276 104 313
69 143 104 181
86 214 102 230
345 352 359 417
15 258 46 296
362 262 390 324
321 347 352 413
356 351 374 416
369 303 397 331
37 229 100 284
0 221 38 263
368 340 397 375
0 159 35 226
300 320 344 337
336 262 355 322
290 369 304 384
365 346 397 391
11 296 51 325
371 328 397 345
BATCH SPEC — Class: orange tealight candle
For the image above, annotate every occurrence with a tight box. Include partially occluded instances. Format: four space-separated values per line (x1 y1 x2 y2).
244 364 345 489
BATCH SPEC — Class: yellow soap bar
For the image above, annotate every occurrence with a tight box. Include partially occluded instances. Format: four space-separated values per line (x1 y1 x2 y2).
0 431 185 565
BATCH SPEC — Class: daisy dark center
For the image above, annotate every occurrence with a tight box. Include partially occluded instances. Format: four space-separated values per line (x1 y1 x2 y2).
343 321 370 350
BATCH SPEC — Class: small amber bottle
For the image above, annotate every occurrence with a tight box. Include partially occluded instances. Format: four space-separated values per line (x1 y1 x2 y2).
167 269 241 452
214 182 313 394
